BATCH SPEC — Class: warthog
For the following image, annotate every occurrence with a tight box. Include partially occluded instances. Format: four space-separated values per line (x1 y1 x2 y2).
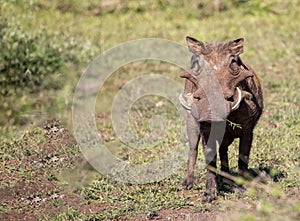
179 36 263 202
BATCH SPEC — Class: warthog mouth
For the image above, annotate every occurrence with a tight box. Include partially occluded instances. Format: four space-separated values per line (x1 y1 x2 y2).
179 87 243 113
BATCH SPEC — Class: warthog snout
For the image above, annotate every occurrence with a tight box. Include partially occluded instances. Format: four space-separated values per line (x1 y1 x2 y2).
189 87 242 122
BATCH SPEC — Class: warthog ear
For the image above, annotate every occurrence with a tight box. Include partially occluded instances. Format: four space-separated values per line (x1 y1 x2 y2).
229 38 244 56
186 36 205 54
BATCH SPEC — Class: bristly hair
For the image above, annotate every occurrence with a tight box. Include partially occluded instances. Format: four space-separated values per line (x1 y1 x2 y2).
202 41 231 55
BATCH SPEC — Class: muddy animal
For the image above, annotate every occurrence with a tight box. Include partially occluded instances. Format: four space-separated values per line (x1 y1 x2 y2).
179 36 263 202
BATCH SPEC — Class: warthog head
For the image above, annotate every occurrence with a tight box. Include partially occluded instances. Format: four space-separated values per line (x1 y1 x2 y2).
180 36 254 123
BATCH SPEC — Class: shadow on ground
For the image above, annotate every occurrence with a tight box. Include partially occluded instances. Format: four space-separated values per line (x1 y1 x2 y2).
217 164 286 194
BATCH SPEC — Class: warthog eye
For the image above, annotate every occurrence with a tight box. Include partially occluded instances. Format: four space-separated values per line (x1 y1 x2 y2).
229 58 240 75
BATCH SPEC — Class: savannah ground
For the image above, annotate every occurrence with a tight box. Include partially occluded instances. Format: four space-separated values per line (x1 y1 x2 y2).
0 1 299 220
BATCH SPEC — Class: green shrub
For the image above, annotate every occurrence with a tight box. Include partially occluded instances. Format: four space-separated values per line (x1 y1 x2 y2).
0 23 64 96
0 18 99 126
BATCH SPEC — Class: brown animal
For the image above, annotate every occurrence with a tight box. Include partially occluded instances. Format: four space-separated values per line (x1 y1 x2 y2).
179 36 263 202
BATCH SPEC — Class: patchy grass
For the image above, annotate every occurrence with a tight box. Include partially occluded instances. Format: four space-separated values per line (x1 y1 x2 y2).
0 0 299 220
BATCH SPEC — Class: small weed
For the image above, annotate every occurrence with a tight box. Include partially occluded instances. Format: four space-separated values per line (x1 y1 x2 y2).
226 119 242 129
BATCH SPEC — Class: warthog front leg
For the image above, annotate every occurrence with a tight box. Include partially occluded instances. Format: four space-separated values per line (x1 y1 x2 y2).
238 132 253 179
201 123 226 202
219 136 234 173
202 140 217 203
182 113 200 189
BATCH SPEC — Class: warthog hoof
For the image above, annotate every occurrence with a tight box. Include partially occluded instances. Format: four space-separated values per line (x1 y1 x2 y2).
182 176 194 190
201 189 217 203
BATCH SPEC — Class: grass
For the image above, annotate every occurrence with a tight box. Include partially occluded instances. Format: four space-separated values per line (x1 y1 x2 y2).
0 0 299 220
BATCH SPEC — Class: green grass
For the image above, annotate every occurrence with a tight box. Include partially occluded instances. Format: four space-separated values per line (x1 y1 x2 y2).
0 0 299 220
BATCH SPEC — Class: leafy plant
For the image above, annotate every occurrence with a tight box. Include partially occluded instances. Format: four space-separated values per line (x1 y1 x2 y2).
0 15 100 126
0 23 63 96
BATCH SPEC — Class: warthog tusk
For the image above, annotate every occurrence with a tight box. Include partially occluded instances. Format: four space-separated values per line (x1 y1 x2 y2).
231 87 242 111
179 93 193 111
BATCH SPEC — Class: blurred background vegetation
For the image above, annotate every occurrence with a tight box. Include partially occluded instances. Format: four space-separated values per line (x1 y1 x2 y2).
1 0 298 130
